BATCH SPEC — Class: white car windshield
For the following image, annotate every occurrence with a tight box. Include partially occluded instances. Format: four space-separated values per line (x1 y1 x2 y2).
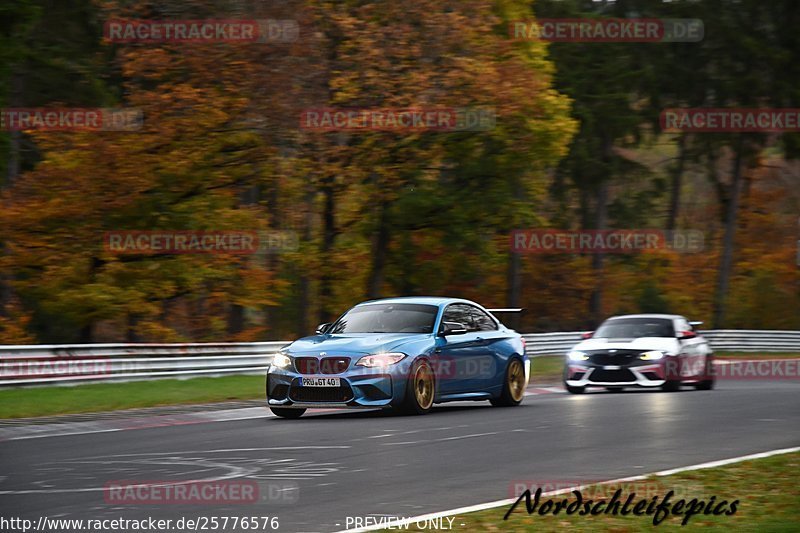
595 318 675 339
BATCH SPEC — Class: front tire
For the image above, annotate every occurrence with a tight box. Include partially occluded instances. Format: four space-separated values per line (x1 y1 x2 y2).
270 407 306 419
694 378 714 390
694 356 715 390
661 380 681 392
399 360 435 415
491 358 526 407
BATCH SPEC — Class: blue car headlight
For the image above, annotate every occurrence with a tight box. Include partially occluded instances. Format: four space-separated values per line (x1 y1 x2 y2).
272 352 292 368
356 352 407 368
567 350 589 362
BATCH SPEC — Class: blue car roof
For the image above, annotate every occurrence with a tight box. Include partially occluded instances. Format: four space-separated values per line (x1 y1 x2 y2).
355 296 468 307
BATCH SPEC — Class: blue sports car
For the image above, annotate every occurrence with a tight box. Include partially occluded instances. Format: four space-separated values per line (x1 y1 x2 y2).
266 297 529 418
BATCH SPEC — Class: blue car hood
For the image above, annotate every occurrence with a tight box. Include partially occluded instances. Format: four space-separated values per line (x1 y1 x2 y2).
287 333 431 355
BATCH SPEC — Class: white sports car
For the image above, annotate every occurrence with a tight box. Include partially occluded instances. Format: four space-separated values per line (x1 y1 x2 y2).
563 314 715 393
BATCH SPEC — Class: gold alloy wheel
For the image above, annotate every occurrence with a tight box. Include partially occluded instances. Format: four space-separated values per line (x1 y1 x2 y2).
414 364 434 410
508 359 525 402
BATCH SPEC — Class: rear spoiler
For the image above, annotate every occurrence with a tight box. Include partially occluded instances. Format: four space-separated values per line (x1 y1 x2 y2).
689 321 703 327
486 308 525 313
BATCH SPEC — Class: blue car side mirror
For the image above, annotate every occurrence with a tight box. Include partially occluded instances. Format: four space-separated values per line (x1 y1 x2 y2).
441 322 468 336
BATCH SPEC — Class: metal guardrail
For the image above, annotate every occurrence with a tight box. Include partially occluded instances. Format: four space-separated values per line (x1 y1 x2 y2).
0 342 287 387
1 331 798 387
522 332 583 356
700 330 800 352
520 330 800 355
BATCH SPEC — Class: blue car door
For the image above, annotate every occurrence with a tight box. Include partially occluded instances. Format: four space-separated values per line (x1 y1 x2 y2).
434 304 499 395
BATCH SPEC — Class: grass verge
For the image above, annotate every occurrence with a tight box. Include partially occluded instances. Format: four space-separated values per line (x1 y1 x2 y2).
530 355 564 382
0 375 265 419
387 451 800 532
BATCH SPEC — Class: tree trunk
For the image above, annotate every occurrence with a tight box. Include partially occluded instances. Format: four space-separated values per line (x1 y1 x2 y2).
505 251 522 331
506 177 523 327
297 274 310 337
79 323 93 343
589 134 613 325
296 185 315 337
78 256 104 343
7 131 21 188
6 70 23 186
318 176 336 325
713 138 745 328
506 251 521 309
666 134 688 231
589 179 609 324
126 313 140 342
366 200 390 298
227 304 244 337
261 173 279 338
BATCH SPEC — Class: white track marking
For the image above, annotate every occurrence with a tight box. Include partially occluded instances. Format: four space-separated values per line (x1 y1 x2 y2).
435 432 498 442
654 446 800 476
0 446 351 495
0 405 383 442
366 426 461 439
0 410 276 441
0 458 252 495
98 446 351 457
5 427 126 441
334 446 800 532
380 431 500 447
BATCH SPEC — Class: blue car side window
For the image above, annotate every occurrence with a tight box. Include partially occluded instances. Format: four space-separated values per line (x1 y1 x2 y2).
467 306 498 332
441 304 475 332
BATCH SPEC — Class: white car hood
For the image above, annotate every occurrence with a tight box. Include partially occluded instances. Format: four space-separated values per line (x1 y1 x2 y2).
573 337 680 354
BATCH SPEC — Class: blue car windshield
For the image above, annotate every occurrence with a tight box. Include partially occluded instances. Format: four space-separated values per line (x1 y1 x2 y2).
595 318 675 339
328 303 438 334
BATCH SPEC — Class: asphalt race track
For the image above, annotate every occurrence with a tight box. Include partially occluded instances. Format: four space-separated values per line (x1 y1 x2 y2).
1 380 799 533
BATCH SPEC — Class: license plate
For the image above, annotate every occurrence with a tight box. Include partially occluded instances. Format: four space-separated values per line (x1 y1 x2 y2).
604 365 621 370
300 377 340 387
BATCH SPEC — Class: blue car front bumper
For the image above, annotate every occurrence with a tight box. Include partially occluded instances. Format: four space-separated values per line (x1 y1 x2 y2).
267 366 405 409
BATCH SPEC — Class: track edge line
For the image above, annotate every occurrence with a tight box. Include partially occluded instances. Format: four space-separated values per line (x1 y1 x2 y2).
334 445 800 532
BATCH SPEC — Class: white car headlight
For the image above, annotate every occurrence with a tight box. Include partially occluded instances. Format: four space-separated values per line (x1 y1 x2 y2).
567 350 589 362
356 352 407 368
640 350 665 361
272 352 292 368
